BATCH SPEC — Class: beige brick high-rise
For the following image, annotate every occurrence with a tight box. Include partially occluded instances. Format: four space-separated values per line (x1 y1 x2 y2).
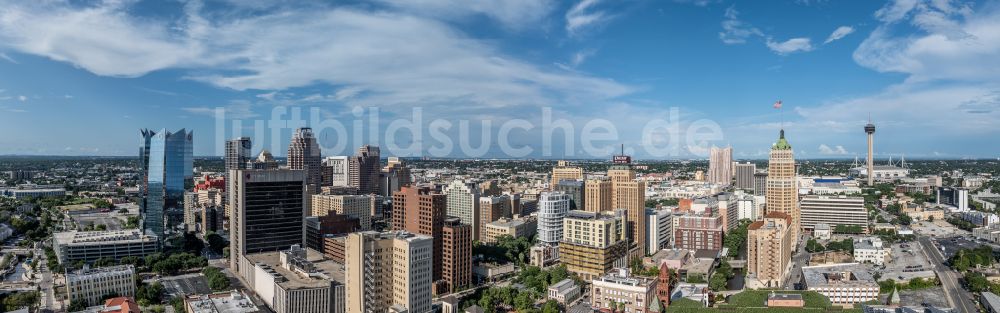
746 212 793 288
311 194 374 230
609 164 647 256
765 130 799 249
345 231 433 313
585 178 612 213
551 160 583 190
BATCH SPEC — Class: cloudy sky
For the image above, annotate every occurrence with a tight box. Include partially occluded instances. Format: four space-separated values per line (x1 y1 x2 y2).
0 0 998 159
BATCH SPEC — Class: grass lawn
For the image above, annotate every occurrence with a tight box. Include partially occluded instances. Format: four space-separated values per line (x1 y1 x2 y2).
664 290 861 313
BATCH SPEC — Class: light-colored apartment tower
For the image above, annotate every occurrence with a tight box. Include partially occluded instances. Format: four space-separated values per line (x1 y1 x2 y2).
345 231 433 313
799 195 867 231
551 160 584 190
708 146 733 185
765 130 800 248
746 212 793 288
323 156 350 187
444 180 481 239
537 191 571 244
311 194 374 230
561 210 629 281
609 163 647 256
734 162 756 190
585 178 612 213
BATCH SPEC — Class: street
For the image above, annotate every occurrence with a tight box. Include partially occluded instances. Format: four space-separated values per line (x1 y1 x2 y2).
783 234 809 290
917 236 977 313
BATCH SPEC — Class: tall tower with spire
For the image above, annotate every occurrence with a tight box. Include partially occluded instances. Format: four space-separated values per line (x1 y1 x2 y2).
765 129 799 249
865 120 876 186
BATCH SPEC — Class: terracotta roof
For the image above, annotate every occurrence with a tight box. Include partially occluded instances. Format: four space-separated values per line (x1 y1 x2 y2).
103 297 141 313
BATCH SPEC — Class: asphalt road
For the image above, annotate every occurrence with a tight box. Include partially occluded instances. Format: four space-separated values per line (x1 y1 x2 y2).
917 236 977 313
38 249 55 311
783 234 809 290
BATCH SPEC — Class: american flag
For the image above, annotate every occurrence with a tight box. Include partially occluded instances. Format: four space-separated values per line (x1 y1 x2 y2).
773 100 782 109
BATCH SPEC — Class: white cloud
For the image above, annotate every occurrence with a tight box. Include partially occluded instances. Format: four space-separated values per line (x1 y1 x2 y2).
373 0 555 31
824 26 855 44
818 144 848 155
854 0 997 82
765 37 814 54
17 95 26 102
673 0 716 6
182 100 258 119
0 1 632 113
566 0 611 36
718 6 762 44
0 52 16 64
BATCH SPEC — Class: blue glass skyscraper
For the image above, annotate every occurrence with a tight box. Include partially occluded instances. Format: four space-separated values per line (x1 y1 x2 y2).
140 128 193 240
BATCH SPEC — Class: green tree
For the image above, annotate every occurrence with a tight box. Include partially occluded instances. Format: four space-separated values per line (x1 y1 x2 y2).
67 300 89 312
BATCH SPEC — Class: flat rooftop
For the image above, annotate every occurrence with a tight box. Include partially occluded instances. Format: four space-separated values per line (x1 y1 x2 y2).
245 248 344 290
54 229 156 245
802 263 876 289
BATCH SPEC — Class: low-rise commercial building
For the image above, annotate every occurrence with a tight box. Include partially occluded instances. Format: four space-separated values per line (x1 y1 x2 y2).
547 278 580 305
53 230 158 264
66 265 136 306
853 237 889 266
591 269 657 313
799 195 867 231
481 216 536 244
184 290 263 313
240 246 345 313
802 263 879 305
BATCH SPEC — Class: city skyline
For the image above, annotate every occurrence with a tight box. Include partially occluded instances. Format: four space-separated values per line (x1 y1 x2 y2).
1 0 999 159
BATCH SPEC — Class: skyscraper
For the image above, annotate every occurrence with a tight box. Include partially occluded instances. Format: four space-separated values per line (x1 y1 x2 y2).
765 130 800 248
392 185 446 281
537 191 571 244
560 210 628 281
441 217 472 294
345 231 433 313
584 178 612 213
322 156 349 187
555 179 585 211
228 169 306 274
444 180 481 239
225 137 252 173
140 128 193 240
288 128 322 195
609 152 647 256
349 145 381 195
708 146 733 185
550 161 584 190
734 162 756 190
379 157 411 197
746 212 793 288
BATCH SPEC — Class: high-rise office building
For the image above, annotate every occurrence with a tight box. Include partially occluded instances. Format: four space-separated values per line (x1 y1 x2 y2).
673 212 723 251
225 137 252 173
392 185 446 281
555 179 585 211
708 146 733 185
247 149 279 170
350 145 381 195
480 195 512 235
228 169 306 275
311 194 374 230
734 162 756 190
560 210 629 280
937 187 969 211
551 161 584 190
288 127 323 195
799 195 867 231
765 130 800 248
585 178 612 213
345 231 433 313
139 128 193 240
444 180 481 239
609 155 647 256
753 172 768 195
746 212 793 288
537 191 571 244
322 156 350 187
441 217 472 294
380 157 411 197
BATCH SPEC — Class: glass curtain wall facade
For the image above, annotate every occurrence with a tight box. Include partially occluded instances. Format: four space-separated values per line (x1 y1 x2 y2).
141 128 193 240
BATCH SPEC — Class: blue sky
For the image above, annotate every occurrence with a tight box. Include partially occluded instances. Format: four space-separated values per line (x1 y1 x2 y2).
0 0 998 159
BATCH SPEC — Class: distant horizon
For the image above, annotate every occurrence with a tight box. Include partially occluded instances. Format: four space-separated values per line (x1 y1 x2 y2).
1 154 996 162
